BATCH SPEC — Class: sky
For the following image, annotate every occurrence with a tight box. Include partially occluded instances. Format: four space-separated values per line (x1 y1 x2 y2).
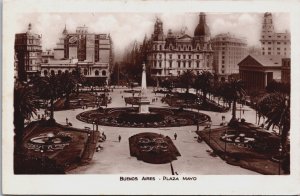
14 12 290 61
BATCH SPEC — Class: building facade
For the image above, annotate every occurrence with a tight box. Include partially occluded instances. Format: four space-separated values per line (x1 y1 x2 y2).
260 12 290 58
211 33 248 81
146 13 214 81
14 23 42 81
41 25 113 85
238 54 282 93
281 58 291 84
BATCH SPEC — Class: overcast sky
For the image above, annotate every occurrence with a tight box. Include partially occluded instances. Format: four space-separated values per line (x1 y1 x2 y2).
14 12 290 60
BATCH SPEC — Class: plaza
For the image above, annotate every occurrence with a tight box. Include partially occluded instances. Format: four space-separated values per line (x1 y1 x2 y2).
34 86 259 175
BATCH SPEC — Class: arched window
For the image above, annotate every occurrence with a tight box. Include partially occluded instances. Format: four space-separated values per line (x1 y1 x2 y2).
65 70 69 74
50 70 55 75
58 70 62 75
72 70 76 75
95 70 99 76
102 70 106 76
43 70 48 76
84 69 88 75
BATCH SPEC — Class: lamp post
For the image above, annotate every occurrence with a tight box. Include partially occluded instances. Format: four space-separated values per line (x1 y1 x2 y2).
196 97 202 131
278 145 282 175
224 129 228 155
208 120 212 146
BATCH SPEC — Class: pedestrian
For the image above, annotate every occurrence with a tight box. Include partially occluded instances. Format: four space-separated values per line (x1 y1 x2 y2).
118 135 121 142
242 109 245 114
174 133 177 140
66 118 68 125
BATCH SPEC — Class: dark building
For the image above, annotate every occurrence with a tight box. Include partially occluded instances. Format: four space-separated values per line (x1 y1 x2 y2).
14 23 42 81
281 58 291 83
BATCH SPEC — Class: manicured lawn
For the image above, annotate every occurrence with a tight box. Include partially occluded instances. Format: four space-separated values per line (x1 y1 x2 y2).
14 120 99 174
197 124 289 175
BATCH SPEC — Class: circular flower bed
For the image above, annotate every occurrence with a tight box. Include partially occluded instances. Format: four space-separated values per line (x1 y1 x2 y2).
76 107 210 128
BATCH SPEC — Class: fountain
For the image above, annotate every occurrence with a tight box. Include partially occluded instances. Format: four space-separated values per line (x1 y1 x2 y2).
76 63 211 127
138 64 150 114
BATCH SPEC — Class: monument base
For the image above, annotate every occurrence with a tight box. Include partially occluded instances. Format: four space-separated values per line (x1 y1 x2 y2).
138 98 150 114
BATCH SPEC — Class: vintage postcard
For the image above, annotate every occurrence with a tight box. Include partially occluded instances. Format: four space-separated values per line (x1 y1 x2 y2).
2 0 300 195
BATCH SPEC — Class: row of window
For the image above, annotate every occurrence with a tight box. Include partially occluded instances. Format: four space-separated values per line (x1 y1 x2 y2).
43 69 107 76
153 54 203 60
153 61 209 68
153 44 207 51
262 47 288 50
262 35 288 39
262 41 288 45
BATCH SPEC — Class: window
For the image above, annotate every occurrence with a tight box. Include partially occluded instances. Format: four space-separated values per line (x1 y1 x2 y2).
196 62 199 68
189 46 191 51
169 61 172 68
268 47 271 50
159 62 162 68
284 48 287 50
169 54 172 59
277 48 280 50
222 65 225 68
159 54 162 59
268 52 271 55
222 51 225 55
262 48 265 50
102 70 106 76
262 52 265 55
222 56 225 59
222 60 225 64
277 42 280 44
277 52 280 55
84 69 88 75
51 70 55 75
262 42 265 44
58 70 62 75
278 36 281 38
178 55 180 59
43 70 48 76
183 55 186 59
189 55 191 59
284 42 287 44
268 42 271 44
222 70 225 74
189 61 191 67
197 55 199 59
183 61 186 68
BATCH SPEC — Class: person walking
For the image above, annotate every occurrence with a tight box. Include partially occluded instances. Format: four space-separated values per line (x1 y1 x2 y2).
118 135 121 142
174 133 177 140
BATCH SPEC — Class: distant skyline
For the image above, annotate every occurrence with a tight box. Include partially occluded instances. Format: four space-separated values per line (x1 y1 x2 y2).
14 12 290 61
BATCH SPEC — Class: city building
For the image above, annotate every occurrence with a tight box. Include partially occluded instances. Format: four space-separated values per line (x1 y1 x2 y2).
281 58 291 84
260 12 290 58
41 25 113 85
14 23 42 81
211 33 248 81
238 54 282 93
146 13 214 82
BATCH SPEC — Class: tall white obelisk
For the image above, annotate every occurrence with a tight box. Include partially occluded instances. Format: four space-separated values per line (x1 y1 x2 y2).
138 63 150 113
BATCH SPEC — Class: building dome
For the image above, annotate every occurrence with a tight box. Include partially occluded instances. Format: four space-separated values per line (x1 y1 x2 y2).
194 13 210 37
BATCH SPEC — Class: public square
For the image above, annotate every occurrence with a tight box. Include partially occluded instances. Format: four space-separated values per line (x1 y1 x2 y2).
32 87 258 175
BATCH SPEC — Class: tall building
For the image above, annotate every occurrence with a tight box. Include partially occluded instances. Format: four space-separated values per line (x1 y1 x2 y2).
14 23 42 81
146 13 213 82
211 33 248 81
41 25 114 85
260 12 290 57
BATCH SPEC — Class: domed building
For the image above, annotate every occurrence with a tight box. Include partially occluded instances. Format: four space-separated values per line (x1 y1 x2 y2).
146 13 214 83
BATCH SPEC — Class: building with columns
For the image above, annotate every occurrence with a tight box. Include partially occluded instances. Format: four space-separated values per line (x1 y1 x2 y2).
14 23 42 81
211 33 248 81
260 12 290 57
146 13 214 82
41 25 113 85
238 54 282 93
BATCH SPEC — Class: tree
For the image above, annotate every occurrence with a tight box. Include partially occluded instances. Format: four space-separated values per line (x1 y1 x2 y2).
35 75 61 121
14 82 37 149
73 67 85 95
59 72 76 108
178 70 195 93
225 79 246 123
257 92 290 154
194 71 213 103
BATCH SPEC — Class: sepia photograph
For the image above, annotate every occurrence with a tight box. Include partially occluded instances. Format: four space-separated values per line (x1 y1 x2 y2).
2 0 300 195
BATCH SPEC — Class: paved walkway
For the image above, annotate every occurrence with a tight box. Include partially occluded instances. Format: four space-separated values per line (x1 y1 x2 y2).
35 87 259 175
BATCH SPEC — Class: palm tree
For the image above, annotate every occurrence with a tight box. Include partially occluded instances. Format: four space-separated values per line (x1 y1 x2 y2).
14 82 37 149
225 79 246 123
194 71 213 104
257 93 290 153
35 75 61 121
59 72 76 108
178 70 195 93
